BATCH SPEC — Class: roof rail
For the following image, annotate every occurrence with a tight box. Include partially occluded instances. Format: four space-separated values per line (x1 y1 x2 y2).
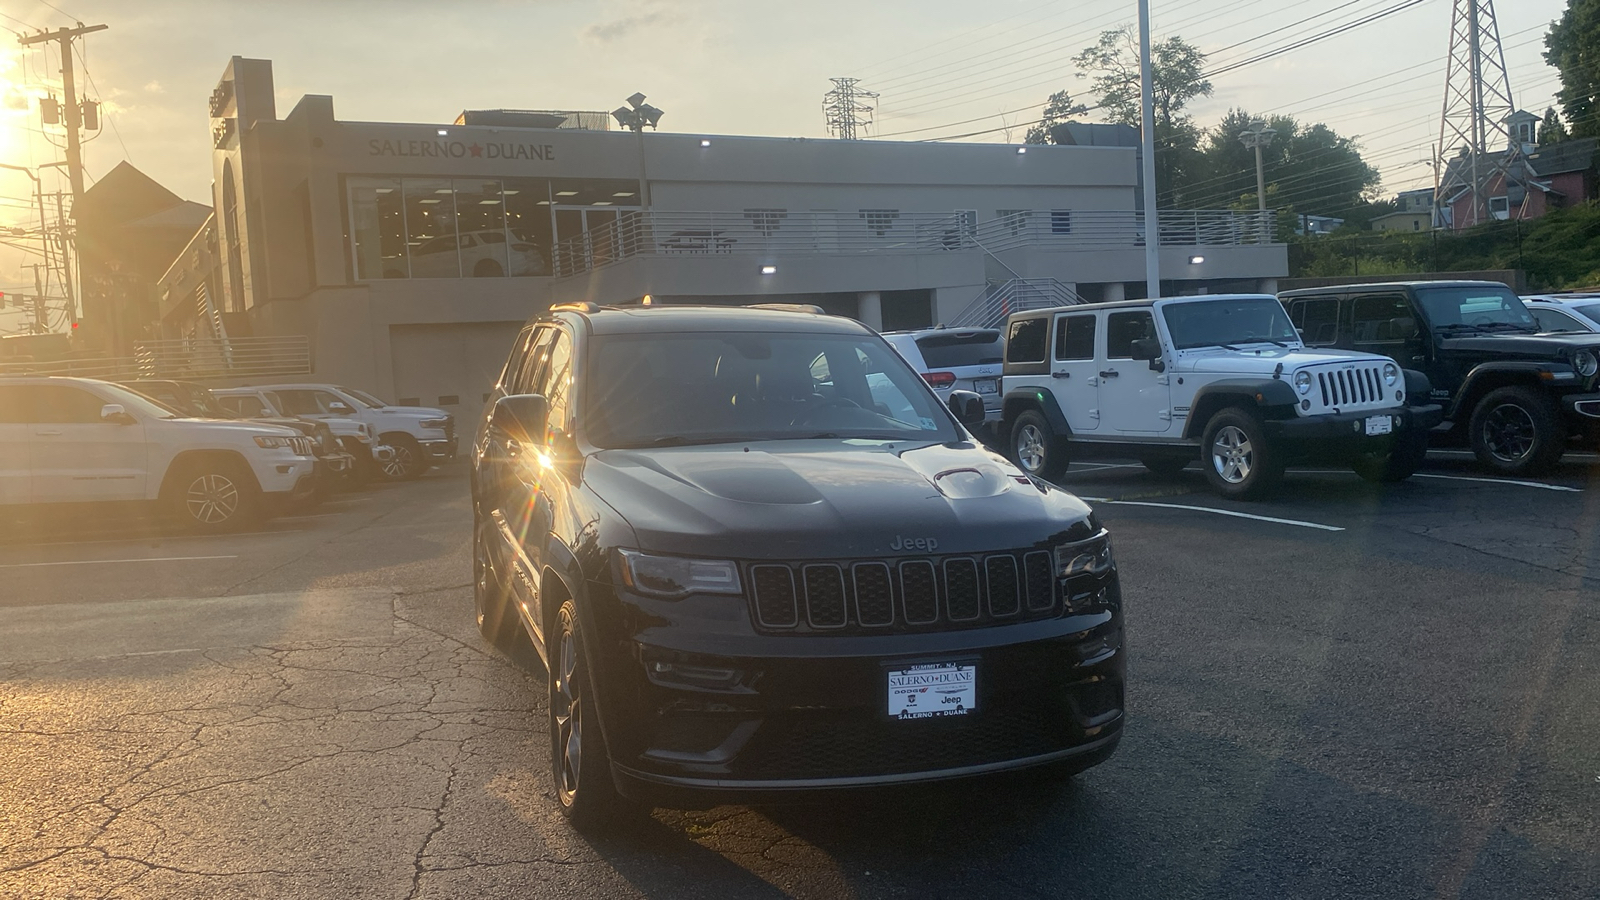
747 302 826 314
549 301 604 314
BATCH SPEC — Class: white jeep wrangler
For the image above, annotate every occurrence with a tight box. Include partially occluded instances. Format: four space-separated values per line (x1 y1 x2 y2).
999 294 1444 499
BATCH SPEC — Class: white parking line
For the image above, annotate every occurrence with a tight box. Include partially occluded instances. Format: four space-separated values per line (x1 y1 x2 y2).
1079 497 1346 532
0 555 239 569
1412 474 1582 493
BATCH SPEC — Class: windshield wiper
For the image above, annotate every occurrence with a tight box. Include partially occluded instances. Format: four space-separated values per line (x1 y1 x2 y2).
1434 323 1482 333
1479 322 1536 331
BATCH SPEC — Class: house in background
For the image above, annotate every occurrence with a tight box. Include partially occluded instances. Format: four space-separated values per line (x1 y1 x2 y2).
1438 109 1598 231
1371 188 1435 232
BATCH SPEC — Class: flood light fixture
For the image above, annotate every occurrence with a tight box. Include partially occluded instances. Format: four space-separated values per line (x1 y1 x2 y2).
1189 255 1205 265
761 265 777 275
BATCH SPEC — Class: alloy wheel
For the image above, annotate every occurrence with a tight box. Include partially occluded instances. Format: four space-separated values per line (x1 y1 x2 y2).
1210 425 1253 484
1482 402 1535 463
185 474 240 525
1016 424 1046 472
554 625 582 803
382 444 416 479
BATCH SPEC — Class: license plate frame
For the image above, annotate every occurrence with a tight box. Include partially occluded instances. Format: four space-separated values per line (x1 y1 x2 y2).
886 661 977 720
973 378 999 395
1365 415 1393 436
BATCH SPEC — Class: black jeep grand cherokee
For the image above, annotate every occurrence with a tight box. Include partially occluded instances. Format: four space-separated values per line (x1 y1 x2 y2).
471 302 1124 830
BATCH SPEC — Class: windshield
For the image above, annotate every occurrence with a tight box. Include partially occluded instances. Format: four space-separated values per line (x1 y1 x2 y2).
341 387 387 408
97 382 184 420
585 331 959 448
1161 298 1300 350
1414 286 1536 331
916 331 1004 368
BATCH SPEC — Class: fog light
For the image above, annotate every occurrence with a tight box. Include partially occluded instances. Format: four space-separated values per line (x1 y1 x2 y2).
1301 399 1310 411
1352 421 1362 433
1396 390 1403 401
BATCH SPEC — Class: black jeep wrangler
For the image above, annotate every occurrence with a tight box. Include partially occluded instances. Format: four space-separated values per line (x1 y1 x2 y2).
470 302 1125 830
1280 281 1600 475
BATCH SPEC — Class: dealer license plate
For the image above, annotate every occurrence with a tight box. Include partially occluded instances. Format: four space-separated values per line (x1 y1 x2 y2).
974 378 998 395
887 662 976 719
1365 415 1394 436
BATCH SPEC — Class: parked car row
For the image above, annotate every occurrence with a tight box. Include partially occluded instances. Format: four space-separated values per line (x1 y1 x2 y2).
993 281 1600 497
0 375 458 533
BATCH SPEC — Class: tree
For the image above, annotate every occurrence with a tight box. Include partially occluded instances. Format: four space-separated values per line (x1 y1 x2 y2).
1187 108 1380 218
1544 0 1600 139
1539 106 1571 145
1073 27 1212 204
1025 89 1090 144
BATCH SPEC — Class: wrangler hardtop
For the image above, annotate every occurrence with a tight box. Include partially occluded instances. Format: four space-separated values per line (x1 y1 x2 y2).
1000 293 1442 499
1279 280 1600 475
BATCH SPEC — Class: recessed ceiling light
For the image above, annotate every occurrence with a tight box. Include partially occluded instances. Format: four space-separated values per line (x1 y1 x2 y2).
612 192 636 197
374 188 393 194
556 191 579 197
418 199 442 204
479 199 500 205
434 188 453 194
502 190 519 195
592 201 614 206
536 200 552 205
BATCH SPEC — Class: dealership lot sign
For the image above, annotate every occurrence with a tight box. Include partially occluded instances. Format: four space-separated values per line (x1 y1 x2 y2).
367 138 556 161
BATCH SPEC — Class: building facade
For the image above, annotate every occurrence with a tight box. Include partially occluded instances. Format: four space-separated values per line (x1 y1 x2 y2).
206 57 1286 411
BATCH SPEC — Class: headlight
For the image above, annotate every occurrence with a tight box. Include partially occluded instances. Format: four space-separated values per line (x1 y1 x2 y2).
1575 349 1599 378
1056 532 1114 579
253 435 294 449
1383 363 1400 386
1293 370 1313 395
619 550 743 600
422 417 451 429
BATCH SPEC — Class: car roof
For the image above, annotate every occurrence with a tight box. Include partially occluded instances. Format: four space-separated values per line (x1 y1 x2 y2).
1003 293 1280 322
0 375 111 387
882 326 1002 339
549 304 874 337
1279 280 1513 298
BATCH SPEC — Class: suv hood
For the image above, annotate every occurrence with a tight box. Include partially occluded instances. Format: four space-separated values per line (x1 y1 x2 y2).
165 417 302 438
1439 332 1600 355
1176 345 1388 375
368 405 448 418
584 440 1095 559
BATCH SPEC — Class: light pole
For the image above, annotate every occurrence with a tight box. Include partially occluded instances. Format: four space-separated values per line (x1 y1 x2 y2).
1137 0 1160 300
611 93 664 210
1238 119 1277 238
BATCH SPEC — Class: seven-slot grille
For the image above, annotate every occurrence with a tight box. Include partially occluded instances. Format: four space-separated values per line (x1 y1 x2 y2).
1304 363 1393 414
748 551 1062 634
288 436 314 456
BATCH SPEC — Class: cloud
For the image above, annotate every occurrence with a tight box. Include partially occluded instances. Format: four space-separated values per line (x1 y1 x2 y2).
143 80 164 93
584 8 674 43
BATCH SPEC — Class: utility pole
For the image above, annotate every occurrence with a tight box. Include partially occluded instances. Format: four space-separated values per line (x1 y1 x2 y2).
1137 0 1161 300
1238 119 1278 239
53 191 76 326
18 22 107 205
29 264 46 334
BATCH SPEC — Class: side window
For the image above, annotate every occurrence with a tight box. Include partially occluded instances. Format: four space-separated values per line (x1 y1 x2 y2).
0 386 28 423
1351 295 1417 344
1005 318 1048 364
537 331 574 430
515 327 557 395
1054 314 1096 361
1106 311 1155 359
1290 297 1341 346
32 386 111 424
497 327 536 390
1531 309 1581 333
272 390 316 415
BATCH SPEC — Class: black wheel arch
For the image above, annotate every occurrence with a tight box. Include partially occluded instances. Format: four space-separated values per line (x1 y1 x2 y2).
1450 362 1570 420
1183 379 1298 439
1001 387 1073 439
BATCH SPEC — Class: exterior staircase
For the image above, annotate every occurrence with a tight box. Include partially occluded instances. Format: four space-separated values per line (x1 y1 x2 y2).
947 278 1083 329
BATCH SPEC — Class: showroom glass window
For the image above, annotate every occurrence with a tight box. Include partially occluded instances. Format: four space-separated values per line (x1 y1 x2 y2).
405 178 459 278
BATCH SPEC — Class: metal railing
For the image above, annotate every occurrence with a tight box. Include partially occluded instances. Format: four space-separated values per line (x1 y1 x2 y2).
0 335 312 382
552 210 979 277
976 209 1275 251
949 278 1084 329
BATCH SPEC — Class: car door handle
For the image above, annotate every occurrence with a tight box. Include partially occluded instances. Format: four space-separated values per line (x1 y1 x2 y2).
1051 371 1071 379
1099 370 1120 378
34 430 62 436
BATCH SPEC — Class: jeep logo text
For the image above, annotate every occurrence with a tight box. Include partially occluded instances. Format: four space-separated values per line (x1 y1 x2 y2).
890 536 939 552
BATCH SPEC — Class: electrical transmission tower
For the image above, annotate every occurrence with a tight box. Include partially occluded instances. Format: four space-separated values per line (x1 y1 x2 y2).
1437 0 1518 229
824 78 878 140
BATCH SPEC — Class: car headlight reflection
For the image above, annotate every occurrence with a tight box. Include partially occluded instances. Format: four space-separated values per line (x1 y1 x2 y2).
1056 532 1114 579
619 549 743 600
253 435 294 449
1574 349 1598 378
1293 370 1313 395
1383 363 1400 386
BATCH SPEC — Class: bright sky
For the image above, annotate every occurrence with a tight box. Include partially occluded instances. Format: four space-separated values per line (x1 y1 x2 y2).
0 0 1572 330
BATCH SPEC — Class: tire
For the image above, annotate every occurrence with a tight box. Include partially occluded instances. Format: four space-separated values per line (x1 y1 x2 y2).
1140 454 1192 478
1200 408 1284 500
1351 429 1429 483
380 435 427 481
1468 386 1565 476
551 599 622 833
1010 410 1070 482
474 513 528 654
166 459 261 532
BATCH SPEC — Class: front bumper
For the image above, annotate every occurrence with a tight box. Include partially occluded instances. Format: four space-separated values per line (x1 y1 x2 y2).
419 437 457 462
1562 393 1600 444
1264 403 1443 444
592 600 1126 804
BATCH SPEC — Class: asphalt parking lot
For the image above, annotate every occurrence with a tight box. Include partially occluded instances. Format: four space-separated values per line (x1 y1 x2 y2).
2 453 1598 899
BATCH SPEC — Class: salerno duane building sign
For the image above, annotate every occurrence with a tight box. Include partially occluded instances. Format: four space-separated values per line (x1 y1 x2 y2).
367 137 557 162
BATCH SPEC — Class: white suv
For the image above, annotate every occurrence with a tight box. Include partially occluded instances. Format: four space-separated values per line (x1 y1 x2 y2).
999 295 1444 499
0 376 317 530
881 327 1005 428
255 383 455 480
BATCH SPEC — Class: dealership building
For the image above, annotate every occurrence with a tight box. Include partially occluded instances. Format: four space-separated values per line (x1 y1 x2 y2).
182 57 1287 410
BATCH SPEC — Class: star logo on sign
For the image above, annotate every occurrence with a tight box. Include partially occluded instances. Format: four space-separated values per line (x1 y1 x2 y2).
469 143 483 158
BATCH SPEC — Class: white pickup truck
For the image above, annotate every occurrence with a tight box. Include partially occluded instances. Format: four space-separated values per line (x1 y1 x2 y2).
255 383 455 480
0 376 317 530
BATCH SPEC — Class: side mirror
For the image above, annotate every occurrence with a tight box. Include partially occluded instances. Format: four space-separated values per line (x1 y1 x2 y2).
491 393 550 445
327 401 354 414
100 403 135 425
946 390 986 427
